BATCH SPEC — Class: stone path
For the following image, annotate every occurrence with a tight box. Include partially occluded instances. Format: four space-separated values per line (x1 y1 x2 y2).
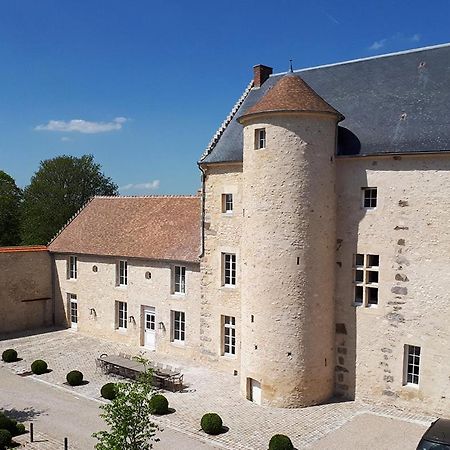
0 328 434 449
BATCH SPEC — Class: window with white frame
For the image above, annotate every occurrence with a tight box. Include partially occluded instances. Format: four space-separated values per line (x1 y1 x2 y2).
404 344 420 385
222 315 236 356
118 260 128 286
68 293 77 327
362 187 377 208
222 193 233 213
255 128 266 149
68 256 77 279
222 253 236 287
174 265 186 294
353 253 379 307
171 311 185 343
116 301 127 329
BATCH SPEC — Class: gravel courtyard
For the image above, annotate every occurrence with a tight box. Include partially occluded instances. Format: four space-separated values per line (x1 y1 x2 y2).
0 328 434 449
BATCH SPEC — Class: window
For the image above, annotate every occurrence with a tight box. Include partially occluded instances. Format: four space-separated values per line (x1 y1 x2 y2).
68 256 77 279
222 315 236 356
222 193 233 213
353 253 379 307
404 345 420 385
255 128 266 149
68 294 77 327
118 260 128 286
174 265 186 294
222 253 236 287
116 301 127 329
362 187 377 208
171 311 185 343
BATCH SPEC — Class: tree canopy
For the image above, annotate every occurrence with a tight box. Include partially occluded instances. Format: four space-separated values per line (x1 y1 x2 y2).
0 171 22 246
21 154 118 245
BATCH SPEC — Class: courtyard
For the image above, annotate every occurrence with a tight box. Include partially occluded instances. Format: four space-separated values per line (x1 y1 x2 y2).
0 328 434 449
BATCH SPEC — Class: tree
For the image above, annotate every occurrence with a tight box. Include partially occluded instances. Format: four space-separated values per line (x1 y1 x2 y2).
21 154 118 245
0 171 22 246
93 358 161 450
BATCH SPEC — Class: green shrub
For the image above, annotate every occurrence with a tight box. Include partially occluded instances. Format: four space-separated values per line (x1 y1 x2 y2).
31 359 48 375
2 349 17 363
0 429 11 449
149 394 169 415
269 434 294 450
0 416 14 435
200 413 223 435
14 422 25 435
66 370 83 386
100 383 117 400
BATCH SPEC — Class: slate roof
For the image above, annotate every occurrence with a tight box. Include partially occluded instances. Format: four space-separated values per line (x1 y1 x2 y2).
200 43 450 163
48 196 201 263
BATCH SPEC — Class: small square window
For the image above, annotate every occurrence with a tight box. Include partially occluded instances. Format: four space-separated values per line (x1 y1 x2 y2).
222 194 233 213
362 187 377 208
255 128 266 149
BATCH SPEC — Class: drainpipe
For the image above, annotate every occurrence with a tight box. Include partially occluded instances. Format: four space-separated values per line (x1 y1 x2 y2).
198 163 206 258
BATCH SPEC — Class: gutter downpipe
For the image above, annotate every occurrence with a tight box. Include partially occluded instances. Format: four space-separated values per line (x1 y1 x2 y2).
198 163 206 258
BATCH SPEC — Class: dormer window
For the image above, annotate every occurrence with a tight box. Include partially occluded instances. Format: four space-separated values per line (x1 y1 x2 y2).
255 128 266 149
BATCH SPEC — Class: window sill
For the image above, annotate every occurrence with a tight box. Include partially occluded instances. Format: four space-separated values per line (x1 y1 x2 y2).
221 354 237 360
115 285 128 289
221 285 237 290
402 383 419 389
116 328 128 334
171 293 186 298
171 341 185 348
67 278 77 282
222 212 234 217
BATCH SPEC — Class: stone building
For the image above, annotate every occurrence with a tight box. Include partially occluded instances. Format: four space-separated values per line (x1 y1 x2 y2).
45 43 450 415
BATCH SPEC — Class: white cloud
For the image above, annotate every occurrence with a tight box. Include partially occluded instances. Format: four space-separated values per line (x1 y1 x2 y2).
61 136 71 142
411 33 421 42
369 39 387 50
369 33 421 51
35 117 128 134
120 180 160 191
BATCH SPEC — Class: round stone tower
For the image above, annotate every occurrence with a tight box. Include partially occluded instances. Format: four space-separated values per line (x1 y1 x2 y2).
238 71 343 407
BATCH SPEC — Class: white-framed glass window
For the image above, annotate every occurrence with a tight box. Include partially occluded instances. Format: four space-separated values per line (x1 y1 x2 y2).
362 187 377 208
222 193 233 213
255 128 266 149
403 344 420 386
222 253 236 287
222 315 236 356
68 255 77 279
68 293 77 328
118 260 128 286
116 301 127 329
353 253 379 307
174 265 186 294
171 310 185 343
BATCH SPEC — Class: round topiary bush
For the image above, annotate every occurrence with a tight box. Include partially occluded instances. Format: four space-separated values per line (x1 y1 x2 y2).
269 434 294 450
31 359 48 375
0 416 14 434
200 413 223 435
14 422 25 435
66 370 83 386
2 349 17 363
100 383 117 400
149 394 169 415
0 429 12 449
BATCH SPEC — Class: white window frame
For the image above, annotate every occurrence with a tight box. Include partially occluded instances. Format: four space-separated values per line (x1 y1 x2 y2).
171 310 185 344
222 253 236 287
68 255 77 279
222 315 236 357
222 193 233 214
173 265 186 294
118 260 128 286
116 301 127 330
353 253 379 307
403 344 420 386
68 293 78 328
362 187 377 209
255 128 266 149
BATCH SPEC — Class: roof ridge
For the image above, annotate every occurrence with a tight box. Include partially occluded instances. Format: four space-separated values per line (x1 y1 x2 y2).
94 195 199 199
0 245 47 253
272 42 450 77
199 79 254 162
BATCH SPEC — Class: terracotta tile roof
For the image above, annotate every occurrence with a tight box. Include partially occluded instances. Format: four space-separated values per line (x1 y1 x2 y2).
48 196 201 263
0 246 48 253
238 73 343 122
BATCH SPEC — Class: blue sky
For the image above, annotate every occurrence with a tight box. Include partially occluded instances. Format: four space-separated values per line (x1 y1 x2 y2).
1 0 449 195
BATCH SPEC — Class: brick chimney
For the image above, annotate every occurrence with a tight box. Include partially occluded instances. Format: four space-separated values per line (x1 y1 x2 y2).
253 64 273 88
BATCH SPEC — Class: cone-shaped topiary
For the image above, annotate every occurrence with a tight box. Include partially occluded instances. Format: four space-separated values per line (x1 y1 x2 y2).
0 429 12 449
66 370 84 386
2 349 17 363
269 434 294 450
31 360 48 375
100 383 117 400
200 413 223 435
149 394 169 415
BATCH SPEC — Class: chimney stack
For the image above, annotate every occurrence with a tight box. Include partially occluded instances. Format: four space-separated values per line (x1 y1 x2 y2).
253 64 273 88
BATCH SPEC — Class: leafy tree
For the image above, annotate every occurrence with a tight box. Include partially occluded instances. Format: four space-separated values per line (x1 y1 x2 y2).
21 154 118 245
0 171 22 246
93 358 161 450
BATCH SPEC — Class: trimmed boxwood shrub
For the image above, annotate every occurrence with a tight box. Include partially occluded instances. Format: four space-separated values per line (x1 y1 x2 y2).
269 434 294 450
31 359 48 375
15 423 25 435
200 413 223 435
2 349 17 363
149 394 169 415
0 416 14 435
0 429 11 449
66 370 83 386
101 383 117 400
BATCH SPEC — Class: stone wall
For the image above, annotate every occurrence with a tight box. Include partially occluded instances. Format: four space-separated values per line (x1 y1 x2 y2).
0 248 53 334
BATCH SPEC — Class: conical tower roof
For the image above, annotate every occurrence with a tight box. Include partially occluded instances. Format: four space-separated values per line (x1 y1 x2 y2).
238 72 344 122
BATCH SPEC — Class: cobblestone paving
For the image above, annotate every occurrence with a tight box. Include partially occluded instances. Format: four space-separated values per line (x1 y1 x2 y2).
0 328 435 449
14 429 80 450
